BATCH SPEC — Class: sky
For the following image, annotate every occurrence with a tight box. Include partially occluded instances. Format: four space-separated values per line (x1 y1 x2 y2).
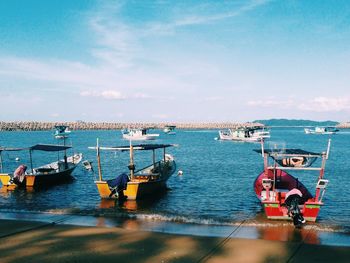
1 0 350 122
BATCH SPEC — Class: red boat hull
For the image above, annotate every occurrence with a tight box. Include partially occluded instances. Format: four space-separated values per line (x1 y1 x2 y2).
254 170 322 222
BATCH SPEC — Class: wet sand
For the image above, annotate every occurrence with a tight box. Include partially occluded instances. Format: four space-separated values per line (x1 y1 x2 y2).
0 218 349 263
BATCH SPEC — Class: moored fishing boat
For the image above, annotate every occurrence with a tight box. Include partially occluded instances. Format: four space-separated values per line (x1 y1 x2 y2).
163 125 176 135
121 128 160 140
253 140 331 227
0 144 82 189
54 125 71 139
217 126 270 142
90 141 176 200
304 126 339 135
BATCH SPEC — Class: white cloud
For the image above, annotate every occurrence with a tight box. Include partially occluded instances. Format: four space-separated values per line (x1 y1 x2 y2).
248 96 350 112
298 97 350 112
146 0 271 35
80 90 125 100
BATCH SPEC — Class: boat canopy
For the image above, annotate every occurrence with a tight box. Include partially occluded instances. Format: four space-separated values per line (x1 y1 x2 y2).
1 144 71 152
0 147 26 152
255 149 322 156
55 125 69 130
89 144 176 151
254 148 321 167
29 144 71 152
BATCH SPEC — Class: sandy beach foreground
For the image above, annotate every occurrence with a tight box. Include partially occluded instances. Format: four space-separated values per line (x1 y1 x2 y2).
0 219 349 263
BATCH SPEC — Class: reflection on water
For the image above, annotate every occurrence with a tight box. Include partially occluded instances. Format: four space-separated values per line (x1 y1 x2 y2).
257 226 320 244
99 199 117 209
98 191 168 211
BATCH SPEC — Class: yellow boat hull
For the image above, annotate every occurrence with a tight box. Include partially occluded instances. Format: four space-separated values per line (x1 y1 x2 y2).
0 174 17 190
95 179 168 200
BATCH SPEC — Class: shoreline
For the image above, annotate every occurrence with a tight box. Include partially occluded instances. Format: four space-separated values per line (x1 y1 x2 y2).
0 214 350 263
1 211 350 247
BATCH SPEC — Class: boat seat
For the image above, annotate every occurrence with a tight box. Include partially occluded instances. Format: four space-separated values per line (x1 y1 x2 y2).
35 167 55 173
261 190 276 201
275 189 288 203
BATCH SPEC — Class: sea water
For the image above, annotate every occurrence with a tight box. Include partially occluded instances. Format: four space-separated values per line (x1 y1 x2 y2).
0 128 349 233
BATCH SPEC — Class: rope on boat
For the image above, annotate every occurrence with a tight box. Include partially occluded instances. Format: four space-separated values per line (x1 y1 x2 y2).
195 218 248 263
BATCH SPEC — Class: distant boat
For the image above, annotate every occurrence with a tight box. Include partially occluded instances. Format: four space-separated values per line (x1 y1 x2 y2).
90 141 176 200
121 128 159 141
54 125 71 139
163 125 176 135
253 139 331 227
304 126 339 135
82 160 93 171
0 144 82 190
217 126 270 142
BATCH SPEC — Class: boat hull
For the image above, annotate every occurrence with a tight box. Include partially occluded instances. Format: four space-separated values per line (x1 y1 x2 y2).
254 170 322 222
95 159 176 200
0 153 82 189
218 134 262 142
122 134 159 140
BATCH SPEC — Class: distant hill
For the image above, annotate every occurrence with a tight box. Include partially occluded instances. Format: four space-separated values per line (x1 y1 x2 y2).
253 119 339 127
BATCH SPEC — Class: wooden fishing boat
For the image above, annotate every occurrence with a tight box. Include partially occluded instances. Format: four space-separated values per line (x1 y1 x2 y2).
163 125 176 135
217 126 270 142
304 126 339 135
90 141 176 200
253 140 331 226
0 144 82 189
54 125 71 139
121 128 159 141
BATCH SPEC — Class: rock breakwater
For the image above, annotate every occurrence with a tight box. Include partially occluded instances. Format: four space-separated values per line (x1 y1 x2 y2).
0 121 263 131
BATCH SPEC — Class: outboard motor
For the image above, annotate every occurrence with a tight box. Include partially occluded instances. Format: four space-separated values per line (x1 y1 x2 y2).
107 173 130 201
11 164 27 185
284 188 306 227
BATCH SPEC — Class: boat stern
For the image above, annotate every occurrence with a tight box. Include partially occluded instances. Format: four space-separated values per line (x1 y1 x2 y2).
95 181 115 198
262 200 322 222
0 174 17 190
25 175 36 187
95 180 140 200
302 202 323 222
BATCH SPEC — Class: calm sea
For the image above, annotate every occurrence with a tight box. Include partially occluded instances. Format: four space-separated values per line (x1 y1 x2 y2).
1 128 350 232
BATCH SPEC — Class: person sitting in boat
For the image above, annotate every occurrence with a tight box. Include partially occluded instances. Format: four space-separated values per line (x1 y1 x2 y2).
11 164 27 185
284 188 306 227
107 173 130 200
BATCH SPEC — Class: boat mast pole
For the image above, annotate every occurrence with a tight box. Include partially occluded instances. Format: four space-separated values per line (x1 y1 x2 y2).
29 150 34 174
152 149 156 167
96 138 102 181
129 140 134 180
63 134 68 169
0 151 3 173
326 139 331 160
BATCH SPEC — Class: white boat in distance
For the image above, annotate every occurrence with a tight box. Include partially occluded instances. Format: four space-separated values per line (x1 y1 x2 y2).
54 125 71 139
304 126 339 135
163 125 176 135
122 128 160 141
217 126 270 142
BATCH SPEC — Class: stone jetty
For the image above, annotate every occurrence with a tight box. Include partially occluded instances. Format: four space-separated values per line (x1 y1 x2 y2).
0 121 263 131
336 122 350 129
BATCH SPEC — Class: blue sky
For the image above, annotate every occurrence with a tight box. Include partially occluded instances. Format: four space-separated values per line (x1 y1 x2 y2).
1 0 350 122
